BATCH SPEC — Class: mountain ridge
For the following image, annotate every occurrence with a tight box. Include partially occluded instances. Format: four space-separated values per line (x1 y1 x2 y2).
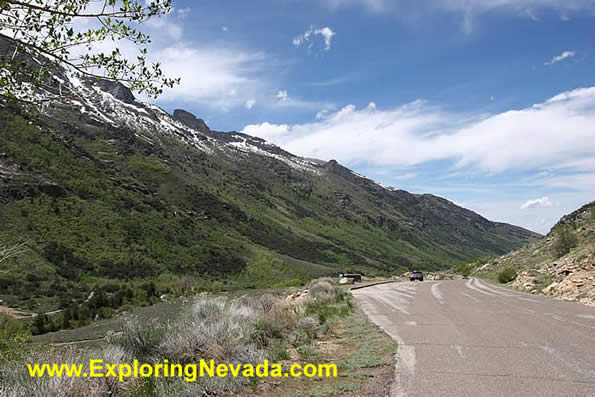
0 65 540 312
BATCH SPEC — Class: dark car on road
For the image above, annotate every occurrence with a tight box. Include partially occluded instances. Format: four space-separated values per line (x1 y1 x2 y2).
410 271 424 281
462 274 469 280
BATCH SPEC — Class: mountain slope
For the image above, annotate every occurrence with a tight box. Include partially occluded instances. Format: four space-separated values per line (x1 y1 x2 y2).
473 201 594 305
0 68 539 311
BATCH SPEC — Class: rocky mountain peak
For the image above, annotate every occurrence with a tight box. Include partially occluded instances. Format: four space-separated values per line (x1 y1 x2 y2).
173 109 211 133
94 79 136 104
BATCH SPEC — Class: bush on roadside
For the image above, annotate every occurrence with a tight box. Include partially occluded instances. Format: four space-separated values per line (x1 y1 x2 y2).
497 268 518 283
308 280 334 301
0 314 30 362
552 227 578 258
454 263 473 275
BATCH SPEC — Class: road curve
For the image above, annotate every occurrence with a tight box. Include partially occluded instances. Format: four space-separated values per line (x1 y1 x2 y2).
352 278 595 397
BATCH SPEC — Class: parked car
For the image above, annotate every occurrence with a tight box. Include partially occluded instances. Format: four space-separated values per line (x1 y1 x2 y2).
462 274 469 280
410 271 424 281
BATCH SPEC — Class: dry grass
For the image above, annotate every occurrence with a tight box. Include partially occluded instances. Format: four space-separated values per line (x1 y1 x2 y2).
1 279 359 396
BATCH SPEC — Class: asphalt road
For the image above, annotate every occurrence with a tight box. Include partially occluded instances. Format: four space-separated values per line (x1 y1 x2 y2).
352 278 595 397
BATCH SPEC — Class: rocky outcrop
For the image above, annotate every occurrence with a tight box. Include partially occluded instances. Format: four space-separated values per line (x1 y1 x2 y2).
541 256 595 306
95 79 136 104
172 109 211 133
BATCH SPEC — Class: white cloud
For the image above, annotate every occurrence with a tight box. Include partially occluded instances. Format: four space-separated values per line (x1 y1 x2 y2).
545 50 576 65
242 122 289 140
176 8 191 18
241 86 595 175
293 26 336 51
316 109 330 120
69 7 281 112
222 26 229 32
148 46 269 111
245 99 256 109
520 196 554 209
276 90 289 101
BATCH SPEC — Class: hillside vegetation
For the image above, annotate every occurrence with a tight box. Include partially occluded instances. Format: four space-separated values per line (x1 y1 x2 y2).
0 70 539 322
470 201 594 305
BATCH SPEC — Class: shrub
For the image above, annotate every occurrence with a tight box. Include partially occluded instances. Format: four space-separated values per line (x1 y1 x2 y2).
0 314 31 362
1 346 134 396
296 344 318 360
296 316 318 341
191 298 226 321
268 303 298 329
258 293 279 313
115 318 169 362
497 268 518 284
552 227 578 258
250 317 283 348
455 263 473 275
308 280 334 302
270 342 290 361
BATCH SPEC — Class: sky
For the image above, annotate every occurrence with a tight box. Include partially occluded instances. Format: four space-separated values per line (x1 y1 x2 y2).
116 0 595 234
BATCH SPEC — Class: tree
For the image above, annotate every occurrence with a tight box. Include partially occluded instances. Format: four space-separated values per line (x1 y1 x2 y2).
497 268 517 284
552 227 578 258
0 0 179 104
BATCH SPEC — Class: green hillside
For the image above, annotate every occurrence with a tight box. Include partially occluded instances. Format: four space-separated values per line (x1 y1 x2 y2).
0 83 540 318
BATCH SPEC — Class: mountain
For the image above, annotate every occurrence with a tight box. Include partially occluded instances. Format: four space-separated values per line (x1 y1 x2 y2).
0 66 539 312
472 201 594 305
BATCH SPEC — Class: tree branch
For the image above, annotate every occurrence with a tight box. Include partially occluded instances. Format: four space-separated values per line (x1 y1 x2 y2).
2 0 156 19
0 240 29 265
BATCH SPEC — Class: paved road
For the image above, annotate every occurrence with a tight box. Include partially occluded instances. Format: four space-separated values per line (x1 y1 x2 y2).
352 278 595 397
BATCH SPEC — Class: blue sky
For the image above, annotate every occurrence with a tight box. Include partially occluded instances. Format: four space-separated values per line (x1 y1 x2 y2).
132 0 595 234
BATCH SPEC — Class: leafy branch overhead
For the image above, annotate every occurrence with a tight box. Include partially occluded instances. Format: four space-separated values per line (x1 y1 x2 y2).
0 0 180 103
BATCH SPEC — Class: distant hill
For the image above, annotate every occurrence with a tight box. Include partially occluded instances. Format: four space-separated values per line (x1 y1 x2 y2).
472 201 594 305
0 63 539 313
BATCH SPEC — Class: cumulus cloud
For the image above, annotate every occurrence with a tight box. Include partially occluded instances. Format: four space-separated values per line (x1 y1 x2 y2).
545 50 576 65
293 26 336 51
241 86 595 174
242 122 289 140
245 99 256 109
147 46 268 111
70 6 280 112
520 197 554 209
276 90 289 101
